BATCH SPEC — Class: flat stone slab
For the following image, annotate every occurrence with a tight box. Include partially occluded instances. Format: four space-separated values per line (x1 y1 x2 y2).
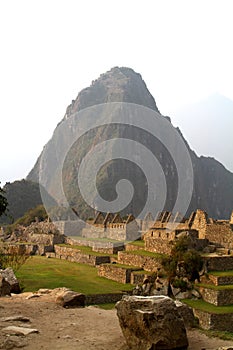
1 315 30 322
2 326 39 336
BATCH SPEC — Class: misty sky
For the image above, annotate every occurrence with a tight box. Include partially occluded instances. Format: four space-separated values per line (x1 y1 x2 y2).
1 0 233 185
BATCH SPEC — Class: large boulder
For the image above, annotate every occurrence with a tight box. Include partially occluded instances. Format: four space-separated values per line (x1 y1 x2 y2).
0 268 20 293
175 300 197 328
55 290 85 308
116 295 188 350
0 275 11 296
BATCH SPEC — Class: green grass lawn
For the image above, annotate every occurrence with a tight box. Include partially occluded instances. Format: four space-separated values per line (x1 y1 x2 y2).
197 283 233 290
209 270 233 277
122 249 165 259
127 240 145 247
183 299 233 314
16 256 134 295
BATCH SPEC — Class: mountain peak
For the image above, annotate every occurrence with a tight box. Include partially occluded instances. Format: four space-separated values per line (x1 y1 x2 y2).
64 67 160 119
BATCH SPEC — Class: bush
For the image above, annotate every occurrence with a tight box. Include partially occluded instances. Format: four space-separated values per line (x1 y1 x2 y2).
0 244 30 271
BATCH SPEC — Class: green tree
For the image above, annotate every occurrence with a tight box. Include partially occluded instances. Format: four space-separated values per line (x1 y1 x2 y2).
0 183 8 217
161 236 203 286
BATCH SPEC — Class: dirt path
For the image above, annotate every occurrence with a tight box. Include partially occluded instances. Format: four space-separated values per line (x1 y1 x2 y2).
0 293 233 350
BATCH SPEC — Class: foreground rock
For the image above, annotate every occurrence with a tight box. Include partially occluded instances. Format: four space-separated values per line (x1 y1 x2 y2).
116 295 188 350
0 275 11 296
2 326 39 336
175 300 197 328
0 268 20 293
55 290 85 308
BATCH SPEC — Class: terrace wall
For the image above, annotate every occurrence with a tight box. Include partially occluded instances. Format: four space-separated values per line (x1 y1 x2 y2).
117 251 162 272
194 309 233 332
54 245 110 266
199 286 233 306
98 264 141 284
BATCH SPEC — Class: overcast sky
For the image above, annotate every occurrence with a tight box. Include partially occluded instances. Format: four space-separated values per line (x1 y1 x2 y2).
1 0 233 185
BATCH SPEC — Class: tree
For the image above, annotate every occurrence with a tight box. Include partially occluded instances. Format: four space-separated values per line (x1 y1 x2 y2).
161 236 203 289
0 183 8 217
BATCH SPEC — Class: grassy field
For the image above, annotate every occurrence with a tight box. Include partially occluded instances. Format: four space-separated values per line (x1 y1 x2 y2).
183 299 233 314
197 283 233 290
210 270 233 277
16 256 134 295
122 249 165 259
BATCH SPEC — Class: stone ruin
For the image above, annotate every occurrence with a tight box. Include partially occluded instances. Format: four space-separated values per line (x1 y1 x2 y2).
144 209 233 255
81 212 140 241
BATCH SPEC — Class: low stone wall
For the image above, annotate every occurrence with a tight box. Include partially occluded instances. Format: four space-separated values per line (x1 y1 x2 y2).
205 223 233 249
98 264 141 284
86 293 126 305
199 286 233 306
125 243 145 251
130 271 153 285
207 274 233 286
144 237 173 255
118 251 162 272
66 238 125 254
194 309 233 332
7 243 53 256
54 245 110 266
203 255 233 271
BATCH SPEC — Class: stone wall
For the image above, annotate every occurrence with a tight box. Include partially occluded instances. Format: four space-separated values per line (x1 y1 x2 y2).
144 236 173 254
98 264 141 284
199 286 233 306
203 255 233 271
66 237 124 254
7 243 53 256
54 220 84 236
191 210 208 239
205 223 233 249
54 245 110 266
194 309 233 332
118 251 162 272
130 271 153 285
125 243 145 252
86 293 126 305
206 274 233 286
81 220 139 241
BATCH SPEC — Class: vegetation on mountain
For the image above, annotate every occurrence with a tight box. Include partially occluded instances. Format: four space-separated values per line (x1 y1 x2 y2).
0 183 7 217
0 180 56 224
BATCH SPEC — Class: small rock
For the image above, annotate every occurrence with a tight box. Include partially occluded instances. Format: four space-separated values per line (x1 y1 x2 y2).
55 291 85 308
191 289 202 299
175 291 192 299
1 316 30 322
2 326 39 336
37 289 52 294
0 268 20 293
62 335 72 339
26 294 40 300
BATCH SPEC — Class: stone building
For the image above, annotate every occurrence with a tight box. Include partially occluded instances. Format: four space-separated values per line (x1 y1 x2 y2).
81 212 140 241
144 209 233 254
